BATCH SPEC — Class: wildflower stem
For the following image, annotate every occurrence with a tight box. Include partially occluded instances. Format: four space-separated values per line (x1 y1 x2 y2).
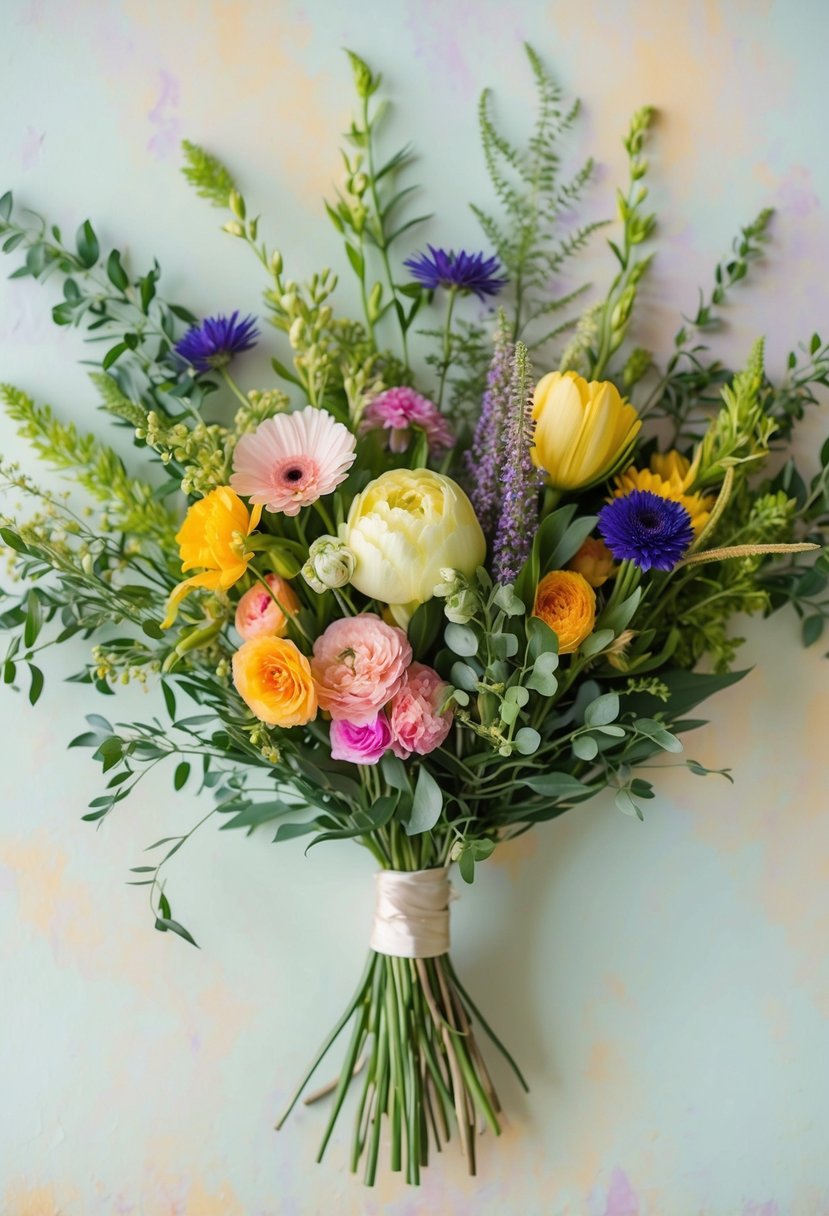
437 287 458 408
219 367 252 410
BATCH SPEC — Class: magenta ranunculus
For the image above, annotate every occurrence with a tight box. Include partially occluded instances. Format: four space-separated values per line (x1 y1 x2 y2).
329 713 392 765
360 386 454 456
388 662 453 758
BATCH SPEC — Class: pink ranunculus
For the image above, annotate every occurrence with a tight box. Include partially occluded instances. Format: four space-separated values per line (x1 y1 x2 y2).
310 614 413 724
329 712 392 765
360 386 454 456
234 574 300 641
388 662 453 758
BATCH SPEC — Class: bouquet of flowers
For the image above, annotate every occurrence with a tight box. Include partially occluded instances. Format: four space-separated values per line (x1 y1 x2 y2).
1 47 827 1186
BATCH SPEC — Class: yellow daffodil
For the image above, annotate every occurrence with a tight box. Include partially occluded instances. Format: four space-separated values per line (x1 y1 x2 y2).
531 371 641 492
162 486 262 627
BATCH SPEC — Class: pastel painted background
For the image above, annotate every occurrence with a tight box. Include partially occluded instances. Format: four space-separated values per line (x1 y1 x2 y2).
1 1 828 1212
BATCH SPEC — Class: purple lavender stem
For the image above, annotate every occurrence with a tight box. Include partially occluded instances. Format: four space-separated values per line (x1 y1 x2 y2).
464 312 513 538
491 341 541 585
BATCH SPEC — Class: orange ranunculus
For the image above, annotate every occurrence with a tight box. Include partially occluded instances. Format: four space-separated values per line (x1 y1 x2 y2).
162 486 262 627
533 570 596 654
567 537 615 588
232 636 317 727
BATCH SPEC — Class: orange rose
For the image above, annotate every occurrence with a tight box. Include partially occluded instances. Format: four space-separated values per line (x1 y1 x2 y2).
533 570 596 654
232 636 317 727
567 537 615 588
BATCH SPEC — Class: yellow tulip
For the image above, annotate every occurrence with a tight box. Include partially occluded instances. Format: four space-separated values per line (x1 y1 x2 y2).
531 371 641 492
162 486 262 627
344 468 486 626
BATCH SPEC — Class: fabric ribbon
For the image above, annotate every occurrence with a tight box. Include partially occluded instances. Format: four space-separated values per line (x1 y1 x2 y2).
369 867 452 959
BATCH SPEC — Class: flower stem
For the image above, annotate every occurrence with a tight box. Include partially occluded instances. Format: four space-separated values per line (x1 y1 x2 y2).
436 286 458 409
219 366 251 410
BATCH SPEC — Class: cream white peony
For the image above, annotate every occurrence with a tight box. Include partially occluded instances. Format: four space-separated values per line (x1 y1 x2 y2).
343 469 486 625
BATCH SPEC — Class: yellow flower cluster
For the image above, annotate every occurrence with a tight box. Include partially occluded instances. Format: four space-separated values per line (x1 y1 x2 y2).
613 450 713 535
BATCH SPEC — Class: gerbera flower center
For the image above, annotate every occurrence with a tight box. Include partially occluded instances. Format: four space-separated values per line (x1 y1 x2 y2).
285 467 304 483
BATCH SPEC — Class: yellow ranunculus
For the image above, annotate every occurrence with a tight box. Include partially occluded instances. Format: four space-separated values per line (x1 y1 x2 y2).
232 636 317 727
531 370 641 492
533 570 596 654
163 486 262 627
613 449 713 535
344 469 486 626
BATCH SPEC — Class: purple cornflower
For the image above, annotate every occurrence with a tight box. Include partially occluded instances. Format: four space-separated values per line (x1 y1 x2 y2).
492 341 542 585
174 311 259 373
464 313 513 538
598 490 694 572
404 245 507 299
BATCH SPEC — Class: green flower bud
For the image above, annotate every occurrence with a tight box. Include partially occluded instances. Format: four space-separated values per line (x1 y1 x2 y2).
302 535 356 594
229 190 246 220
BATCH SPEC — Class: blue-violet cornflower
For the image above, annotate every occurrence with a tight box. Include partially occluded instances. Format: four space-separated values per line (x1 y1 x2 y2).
175 311 259 373
598 489 694 572
404 245 507 299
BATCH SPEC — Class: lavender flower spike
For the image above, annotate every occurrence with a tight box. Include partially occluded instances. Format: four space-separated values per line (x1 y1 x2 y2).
492 341 542 585
464 311 513 539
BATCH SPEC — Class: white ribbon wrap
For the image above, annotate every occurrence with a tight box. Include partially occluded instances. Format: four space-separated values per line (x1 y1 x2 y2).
370 867 452 959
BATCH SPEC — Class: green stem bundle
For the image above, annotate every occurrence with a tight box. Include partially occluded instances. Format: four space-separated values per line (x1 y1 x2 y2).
275 939 527 1185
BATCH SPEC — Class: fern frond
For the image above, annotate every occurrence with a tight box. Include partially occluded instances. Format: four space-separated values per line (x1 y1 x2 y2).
471 45 606 352
181 140 238 208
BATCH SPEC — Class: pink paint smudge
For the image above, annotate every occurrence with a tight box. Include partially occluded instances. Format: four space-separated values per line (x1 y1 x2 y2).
603 1167 640 1216
20 126 45 170
742 1203 780 1216
404 0 516 99
147 69 182 160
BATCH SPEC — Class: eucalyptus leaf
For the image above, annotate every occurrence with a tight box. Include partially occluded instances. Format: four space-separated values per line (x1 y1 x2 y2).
406 767 443 835
450 661 480 692
584 692 620 727
572 734 599 761
513 727 541 755
445 623 478 657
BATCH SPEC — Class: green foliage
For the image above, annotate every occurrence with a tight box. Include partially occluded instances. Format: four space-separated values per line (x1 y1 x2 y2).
647 208 773 427
327 50 429 368
180 139 238 207
2 385 178 544
564 106 655 380
471 44 605 350
695 339 776 487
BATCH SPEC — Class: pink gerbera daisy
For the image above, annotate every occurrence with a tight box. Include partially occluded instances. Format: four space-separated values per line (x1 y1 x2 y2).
360 386 454 456
230 406 356 516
